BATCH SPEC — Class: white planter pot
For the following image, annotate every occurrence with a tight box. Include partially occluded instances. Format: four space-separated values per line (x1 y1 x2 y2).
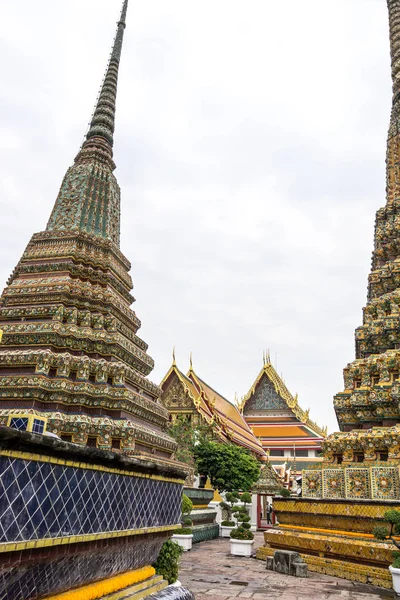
220 525 234 538
230 538 254 557
168 580 182 588
389 565 400 594
172 534 193 552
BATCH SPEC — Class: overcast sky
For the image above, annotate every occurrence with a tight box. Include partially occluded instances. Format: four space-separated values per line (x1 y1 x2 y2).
0 0 391 432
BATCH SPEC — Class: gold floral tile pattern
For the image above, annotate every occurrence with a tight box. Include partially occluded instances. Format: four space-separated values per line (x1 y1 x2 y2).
302 470 322 498
322 469 345 498
345 468 371 499
371 466 400 499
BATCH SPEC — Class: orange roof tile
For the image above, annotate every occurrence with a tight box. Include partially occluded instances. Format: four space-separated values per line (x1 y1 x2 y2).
187 369 266 457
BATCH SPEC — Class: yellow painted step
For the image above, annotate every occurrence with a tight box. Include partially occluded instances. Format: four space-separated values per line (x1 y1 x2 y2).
101 576 167 600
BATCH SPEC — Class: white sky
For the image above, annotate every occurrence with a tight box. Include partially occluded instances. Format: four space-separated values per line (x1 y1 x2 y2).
0 0 391 432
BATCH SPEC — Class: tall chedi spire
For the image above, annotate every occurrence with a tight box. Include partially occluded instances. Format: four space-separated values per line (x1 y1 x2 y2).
46 0 129 244
0 1 177 459
334 0 400 431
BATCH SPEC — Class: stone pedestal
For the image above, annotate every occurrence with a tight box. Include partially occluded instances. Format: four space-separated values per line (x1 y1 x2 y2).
266 550 308 577
184 487 219 542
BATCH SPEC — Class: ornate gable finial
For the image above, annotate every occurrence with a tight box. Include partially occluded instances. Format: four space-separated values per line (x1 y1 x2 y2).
172 346 176 366
189 352 193 372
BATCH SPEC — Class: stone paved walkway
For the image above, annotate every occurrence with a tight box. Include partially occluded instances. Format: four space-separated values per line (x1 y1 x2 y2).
179 533 395 599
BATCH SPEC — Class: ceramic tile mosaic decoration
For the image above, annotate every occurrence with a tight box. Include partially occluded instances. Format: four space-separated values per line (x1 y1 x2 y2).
0 1 194 598
257 0 400 589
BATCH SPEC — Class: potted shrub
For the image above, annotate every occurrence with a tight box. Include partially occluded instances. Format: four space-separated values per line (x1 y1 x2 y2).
230 492 254 557
153 539 183 585
172 493 194 552
219 491 239 537
373 509 400 593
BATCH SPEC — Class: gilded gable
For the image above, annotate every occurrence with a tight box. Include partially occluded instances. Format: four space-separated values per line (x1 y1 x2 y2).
244 375 288 412
161 375 195 410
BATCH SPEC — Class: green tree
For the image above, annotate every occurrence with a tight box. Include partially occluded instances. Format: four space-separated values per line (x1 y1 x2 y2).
193 441 260 492
167 417 215 467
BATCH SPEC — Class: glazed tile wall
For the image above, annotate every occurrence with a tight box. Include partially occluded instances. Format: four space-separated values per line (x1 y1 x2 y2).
0 532 167 600
0 454 181 543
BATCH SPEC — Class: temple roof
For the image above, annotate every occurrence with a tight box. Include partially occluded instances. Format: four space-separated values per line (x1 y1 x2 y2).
160 360 266 457
238 353 327 439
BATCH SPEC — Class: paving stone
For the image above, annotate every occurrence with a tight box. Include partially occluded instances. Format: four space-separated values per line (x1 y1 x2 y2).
179 533 391 599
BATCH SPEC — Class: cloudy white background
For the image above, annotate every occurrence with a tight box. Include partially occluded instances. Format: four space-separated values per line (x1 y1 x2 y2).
0 0 391 432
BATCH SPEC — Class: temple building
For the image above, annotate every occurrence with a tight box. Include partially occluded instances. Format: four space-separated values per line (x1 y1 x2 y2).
160 356 266 458
0 0 176 461
238 353 326 476
258 0 400 589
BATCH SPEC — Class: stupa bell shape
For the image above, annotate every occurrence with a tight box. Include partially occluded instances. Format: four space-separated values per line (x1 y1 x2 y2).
0 0 176 459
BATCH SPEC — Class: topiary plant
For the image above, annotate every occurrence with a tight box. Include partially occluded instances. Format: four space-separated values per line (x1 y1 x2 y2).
373 509 400 567
220 491 240 523
182 493 193 517
153 539 183 584
179 493 193 535
278 487 291 497
230 492 254 541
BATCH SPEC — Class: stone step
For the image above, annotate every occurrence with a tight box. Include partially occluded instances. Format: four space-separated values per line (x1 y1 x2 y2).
100 575 167 600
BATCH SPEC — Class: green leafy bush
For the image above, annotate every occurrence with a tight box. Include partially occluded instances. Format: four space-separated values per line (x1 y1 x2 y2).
153 539 183 584
372 510 400 566
182 494 193 516
194 441 260 492
221 520 235 527
373 525 389 541
182 517 193 526
230 528 254 540
278 487 291 497
240 492 252 504
174 527 193 535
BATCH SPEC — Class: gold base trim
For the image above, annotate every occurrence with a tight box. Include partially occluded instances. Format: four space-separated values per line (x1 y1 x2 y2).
0 524 180 554
45 567 167 600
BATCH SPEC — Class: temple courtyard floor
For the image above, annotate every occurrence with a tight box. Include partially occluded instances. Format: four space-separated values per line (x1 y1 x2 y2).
179 533 394 599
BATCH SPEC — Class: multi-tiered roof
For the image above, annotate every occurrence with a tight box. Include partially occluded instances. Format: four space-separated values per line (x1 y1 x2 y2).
0 1 176 459
160 358 266 458
238 354 326 472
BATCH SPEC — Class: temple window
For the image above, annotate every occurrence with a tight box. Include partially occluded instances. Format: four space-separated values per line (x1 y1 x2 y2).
49 368 57 378
379 450 388 461
354 378 362 389
334 454 343 464
391 370 399 382
354 452 364 463
270 449 285 456
107 377 113 385
290 449 309 457
61 434 72 442
371 375 379 386
87 436 97 448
